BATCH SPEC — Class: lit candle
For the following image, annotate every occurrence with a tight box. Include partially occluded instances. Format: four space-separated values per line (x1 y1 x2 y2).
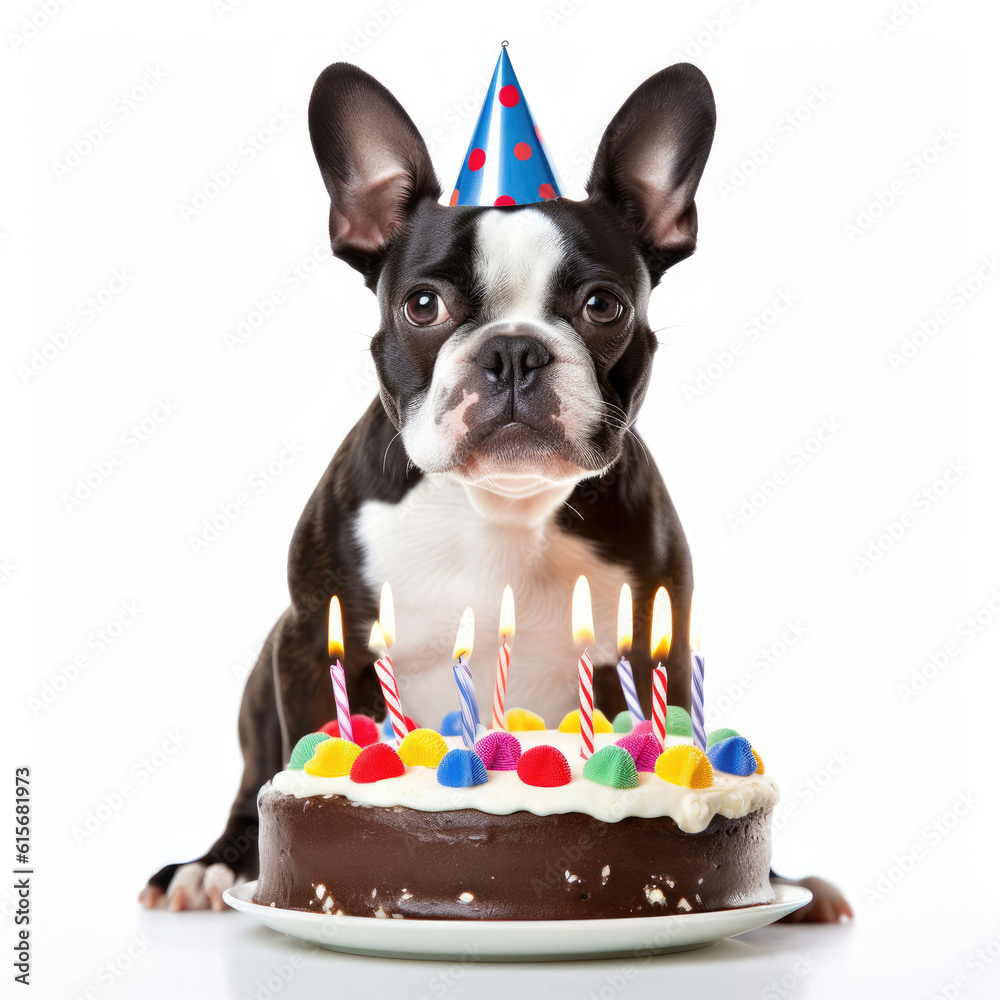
369 614 406 747
328 596 353 744
650 586 672 749
573 575 596 760
690 591 706 752
615 584 644 726
491 586 515 730
452 606 479 749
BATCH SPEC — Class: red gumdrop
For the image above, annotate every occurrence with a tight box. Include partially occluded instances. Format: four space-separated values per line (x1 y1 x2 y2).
516 745 571 787
350 743 405 784
404 715 419 733
615 732 660 772
350 714 380 747
319 719 340 738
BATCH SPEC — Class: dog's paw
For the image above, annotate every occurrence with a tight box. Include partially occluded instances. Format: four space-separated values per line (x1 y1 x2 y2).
773 874 853 923
138 862 236 912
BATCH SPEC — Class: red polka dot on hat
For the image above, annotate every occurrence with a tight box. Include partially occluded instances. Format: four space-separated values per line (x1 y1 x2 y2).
535 125 544 143
498 85 520 108
513 142 532 161
449 189 460 206
538 183 556 200
468 148 486 171
494 195 516 206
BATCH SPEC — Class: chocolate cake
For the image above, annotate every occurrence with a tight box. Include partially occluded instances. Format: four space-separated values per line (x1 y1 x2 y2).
252 729 778 920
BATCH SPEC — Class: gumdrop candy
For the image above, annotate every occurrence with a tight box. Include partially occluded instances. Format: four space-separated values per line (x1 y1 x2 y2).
557 709 613 734
505 707 545 731
752 748 765 774
320 715 380 746
707 736 757 776
583 745 639 789
516 745 572 787
614 732 660 772
474 731 522 770
666 706 692 736
440 710 464 736
398 728 448 767
350 743 405 783
351 715 380 747
382 713 418 738
707 727 741 748
612 711 634 734
654 745 714 788
304 737 362 777
633 720 654 735
288 732 330 769
437 748 488 788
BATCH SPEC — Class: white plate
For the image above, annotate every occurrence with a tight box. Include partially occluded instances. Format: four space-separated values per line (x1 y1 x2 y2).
223 882 812 961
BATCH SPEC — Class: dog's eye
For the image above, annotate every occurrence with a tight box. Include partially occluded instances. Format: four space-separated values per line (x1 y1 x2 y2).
584 290 623 324
404 290 451 327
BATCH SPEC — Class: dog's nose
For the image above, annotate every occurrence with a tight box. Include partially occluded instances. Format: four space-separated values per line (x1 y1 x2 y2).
475 335 552 390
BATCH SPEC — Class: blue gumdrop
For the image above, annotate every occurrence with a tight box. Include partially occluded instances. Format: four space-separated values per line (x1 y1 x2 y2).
382 714 394 737
440 710 464 737
437 748 488 788
707 736 757 776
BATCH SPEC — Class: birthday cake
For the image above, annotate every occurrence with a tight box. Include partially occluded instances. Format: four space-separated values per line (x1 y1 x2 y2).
252 711 778 920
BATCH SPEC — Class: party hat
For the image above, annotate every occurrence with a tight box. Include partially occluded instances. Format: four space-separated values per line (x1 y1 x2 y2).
450 43 563 208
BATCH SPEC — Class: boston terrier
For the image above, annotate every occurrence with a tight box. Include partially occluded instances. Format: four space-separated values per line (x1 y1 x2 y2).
140 61 850 922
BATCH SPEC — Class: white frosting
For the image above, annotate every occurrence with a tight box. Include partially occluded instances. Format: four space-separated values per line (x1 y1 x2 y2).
268 731 779 834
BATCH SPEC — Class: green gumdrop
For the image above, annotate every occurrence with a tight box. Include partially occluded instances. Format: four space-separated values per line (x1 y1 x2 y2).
612 710 634 734
288 732 331 769
707 727 741 748
665 705 692 736
583 745 639 790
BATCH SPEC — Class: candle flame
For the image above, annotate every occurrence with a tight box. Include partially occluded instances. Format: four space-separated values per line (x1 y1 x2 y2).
690 589 702 654
368 621 388 657
328 596 344 660
572 575 595 648
379 582 395 648
453 606 476 660
616 583 632 655
650 586 672 660
498 585 515 641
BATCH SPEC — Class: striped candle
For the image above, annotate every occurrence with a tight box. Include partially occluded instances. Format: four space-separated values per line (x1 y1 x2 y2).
616 657 644 727
452 607 478 748
329 661 353 744
374 654 407 746
453 657 480 749
491 586 515 730
578 649 595 759
691 653 706 752
651 664 668 749
572 576 596 760
491 636 511 730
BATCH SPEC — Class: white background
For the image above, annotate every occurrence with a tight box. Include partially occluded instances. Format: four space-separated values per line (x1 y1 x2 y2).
4 0 1000 996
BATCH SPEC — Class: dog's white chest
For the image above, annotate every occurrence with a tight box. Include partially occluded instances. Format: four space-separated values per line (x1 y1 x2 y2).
355 477 629 726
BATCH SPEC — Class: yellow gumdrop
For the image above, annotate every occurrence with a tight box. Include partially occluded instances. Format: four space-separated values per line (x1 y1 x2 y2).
398 728 448 767
558 709 614 734
654 745 714 789
505 707 546 731
751 748 765 774
304 738 362 777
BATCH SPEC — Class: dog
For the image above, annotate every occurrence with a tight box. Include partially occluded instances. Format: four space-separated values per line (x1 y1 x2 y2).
140 60 850 922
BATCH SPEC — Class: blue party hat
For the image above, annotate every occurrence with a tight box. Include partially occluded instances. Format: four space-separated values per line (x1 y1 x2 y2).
450 43 563 208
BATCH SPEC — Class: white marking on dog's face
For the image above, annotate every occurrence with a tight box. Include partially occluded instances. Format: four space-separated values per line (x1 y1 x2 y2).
399 209 606 490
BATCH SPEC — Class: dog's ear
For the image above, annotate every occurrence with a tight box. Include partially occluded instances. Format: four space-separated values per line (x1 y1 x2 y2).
309 63 441 278
586 63 716 282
